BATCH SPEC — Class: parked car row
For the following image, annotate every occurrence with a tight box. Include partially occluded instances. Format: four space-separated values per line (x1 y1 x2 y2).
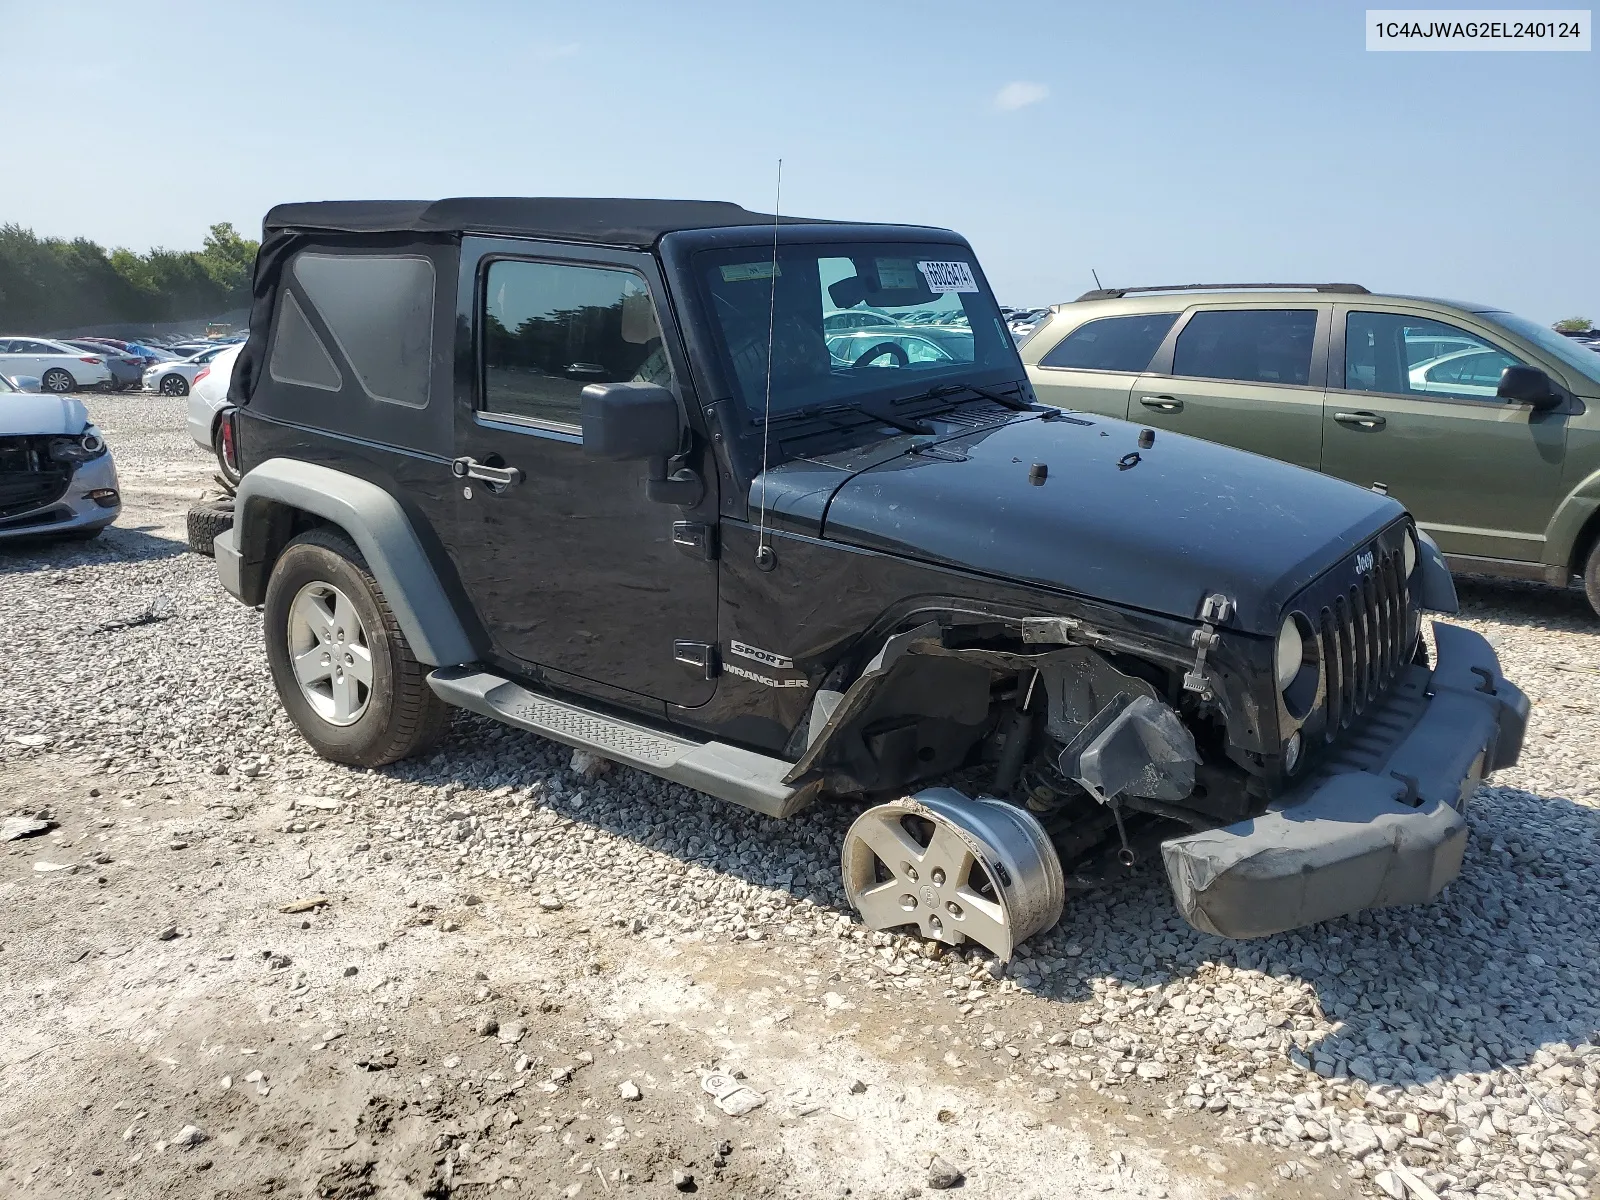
0 333 244 395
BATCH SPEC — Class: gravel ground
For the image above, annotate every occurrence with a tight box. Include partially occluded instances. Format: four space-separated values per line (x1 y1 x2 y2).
2 394 1596 1199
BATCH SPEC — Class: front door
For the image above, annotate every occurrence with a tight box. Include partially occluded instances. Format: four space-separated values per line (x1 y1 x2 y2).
449 244 719 709
1128 306 1328 470
1322 309 1570 562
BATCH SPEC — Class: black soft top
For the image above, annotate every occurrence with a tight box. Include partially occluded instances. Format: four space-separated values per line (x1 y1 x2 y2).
262 197 832 248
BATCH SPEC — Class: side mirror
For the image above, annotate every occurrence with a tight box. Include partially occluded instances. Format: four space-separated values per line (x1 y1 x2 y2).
1497 365 1561 410
580 382 681 461
580 381 704 507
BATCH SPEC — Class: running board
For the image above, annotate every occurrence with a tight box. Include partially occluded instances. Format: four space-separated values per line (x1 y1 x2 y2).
426 667 812 820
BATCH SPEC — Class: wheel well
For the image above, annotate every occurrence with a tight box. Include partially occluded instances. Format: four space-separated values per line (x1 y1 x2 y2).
1570 508 1600 579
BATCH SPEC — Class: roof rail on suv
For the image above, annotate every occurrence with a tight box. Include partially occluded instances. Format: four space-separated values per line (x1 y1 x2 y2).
1073 282 1370 302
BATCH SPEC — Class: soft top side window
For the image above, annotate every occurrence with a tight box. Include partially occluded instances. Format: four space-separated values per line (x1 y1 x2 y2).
1038 312 1177 373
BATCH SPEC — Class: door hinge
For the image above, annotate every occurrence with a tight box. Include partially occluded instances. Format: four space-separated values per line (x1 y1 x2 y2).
672 521 718 560
1182 592 1233 700
673 641 720 680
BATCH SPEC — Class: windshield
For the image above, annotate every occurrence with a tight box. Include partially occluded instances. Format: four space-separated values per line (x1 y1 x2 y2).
694 241 1018 421
1481 310 1600 388
0 373 15 393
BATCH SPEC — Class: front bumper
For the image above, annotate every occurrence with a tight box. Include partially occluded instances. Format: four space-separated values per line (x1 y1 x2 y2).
1161 622 1528 939
0 455 121 541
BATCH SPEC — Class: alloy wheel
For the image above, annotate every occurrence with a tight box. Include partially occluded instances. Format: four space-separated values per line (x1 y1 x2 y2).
841 789 1065 961
286 581 374 726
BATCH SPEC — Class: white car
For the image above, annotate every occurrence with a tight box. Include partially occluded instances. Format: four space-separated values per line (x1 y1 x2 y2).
0 373 121 541
186 342 242 467
144 343 231 396
1408 346 1521 398
0 337 114 394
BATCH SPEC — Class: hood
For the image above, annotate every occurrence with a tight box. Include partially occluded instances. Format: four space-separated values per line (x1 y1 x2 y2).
779 412 1404 635
0 394 90 437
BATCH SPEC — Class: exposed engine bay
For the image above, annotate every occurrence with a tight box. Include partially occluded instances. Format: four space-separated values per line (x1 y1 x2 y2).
787 619 1272 959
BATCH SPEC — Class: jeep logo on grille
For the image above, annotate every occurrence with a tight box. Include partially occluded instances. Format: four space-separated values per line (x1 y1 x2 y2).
1354 549 1375 575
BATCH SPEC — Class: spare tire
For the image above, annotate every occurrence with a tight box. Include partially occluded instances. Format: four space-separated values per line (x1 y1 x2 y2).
186 499 235 556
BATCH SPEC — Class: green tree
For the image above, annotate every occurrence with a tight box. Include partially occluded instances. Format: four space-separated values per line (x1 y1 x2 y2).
0 221 259 331
1554 316 1592 332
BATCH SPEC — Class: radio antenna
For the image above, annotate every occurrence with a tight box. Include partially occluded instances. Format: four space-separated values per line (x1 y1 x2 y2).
754 158 782 570
1091 267 1104 290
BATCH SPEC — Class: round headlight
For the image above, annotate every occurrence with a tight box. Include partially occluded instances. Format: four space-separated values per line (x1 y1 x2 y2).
1403 528 1419 577
1275 616 1304 691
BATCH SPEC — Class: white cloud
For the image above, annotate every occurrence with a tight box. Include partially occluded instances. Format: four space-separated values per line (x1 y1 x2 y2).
993 81 1049 112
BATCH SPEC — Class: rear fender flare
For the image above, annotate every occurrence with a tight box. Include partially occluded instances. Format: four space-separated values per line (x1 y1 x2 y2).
228 457 474 667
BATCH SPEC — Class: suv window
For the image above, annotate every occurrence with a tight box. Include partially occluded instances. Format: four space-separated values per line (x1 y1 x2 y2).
1038 312 1177 372
1172 309 1317 385
1344 311 1523 400
482 260 669 427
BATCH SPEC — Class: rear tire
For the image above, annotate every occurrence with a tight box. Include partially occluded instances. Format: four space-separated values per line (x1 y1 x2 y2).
42 368 74 394
1583 540 1600 619
263 527 451 767
186 499 234 556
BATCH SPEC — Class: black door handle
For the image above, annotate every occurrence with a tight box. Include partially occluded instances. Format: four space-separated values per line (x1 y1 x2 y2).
1333 411 1386 430
1140 395 1183 412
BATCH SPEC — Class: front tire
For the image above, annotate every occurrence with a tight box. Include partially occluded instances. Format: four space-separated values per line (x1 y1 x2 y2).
1583 540 1600 619
263 527 450 767
159 375 189 396
42 368 74 394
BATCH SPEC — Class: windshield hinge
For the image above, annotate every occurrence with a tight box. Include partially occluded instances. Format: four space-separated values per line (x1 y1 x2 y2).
1182 593 1233 700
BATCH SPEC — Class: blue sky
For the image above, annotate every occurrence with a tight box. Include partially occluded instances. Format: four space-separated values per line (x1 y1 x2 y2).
9 0 1597 320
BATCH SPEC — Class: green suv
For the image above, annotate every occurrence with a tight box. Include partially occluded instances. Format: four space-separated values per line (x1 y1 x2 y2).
1020 284 1600 614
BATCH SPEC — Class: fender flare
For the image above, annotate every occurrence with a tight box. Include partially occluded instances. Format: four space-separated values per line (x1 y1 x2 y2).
1544 464 1600 572
216 457 475 667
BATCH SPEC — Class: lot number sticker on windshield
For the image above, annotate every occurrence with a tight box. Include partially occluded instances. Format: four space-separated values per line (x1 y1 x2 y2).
720 262 780 283
917 260 979 293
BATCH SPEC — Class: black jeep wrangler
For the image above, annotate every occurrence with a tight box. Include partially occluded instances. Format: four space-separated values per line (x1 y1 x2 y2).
213 197 1528 960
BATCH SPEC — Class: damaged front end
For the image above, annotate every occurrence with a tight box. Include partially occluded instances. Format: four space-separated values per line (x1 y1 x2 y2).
806 596 1527 957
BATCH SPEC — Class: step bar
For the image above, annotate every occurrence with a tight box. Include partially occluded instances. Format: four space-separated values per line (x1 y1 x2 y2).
426 667 813 820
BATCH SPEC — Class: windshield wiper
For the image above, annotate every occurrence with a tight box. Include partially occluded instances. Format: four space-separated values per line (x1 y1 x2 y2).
768 401 933 436
898 382 1034 412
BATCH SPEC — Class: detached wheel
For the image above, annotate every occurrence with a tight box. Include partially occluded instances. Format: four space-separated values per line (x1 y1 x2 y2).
1584 540 1600 619
263 527 450 767
841 788 1065 962
159 374 189 396
186 499 234 556
42 368 75 394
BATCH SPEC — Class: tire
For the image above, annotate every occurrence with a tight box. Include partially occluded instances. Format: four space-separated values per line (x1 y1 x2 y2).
159 375 189 396
186 500 234 556
1584 540 1600 619
65 525 104 542
263 527 451 767
42 368 74 394
211 418 241 487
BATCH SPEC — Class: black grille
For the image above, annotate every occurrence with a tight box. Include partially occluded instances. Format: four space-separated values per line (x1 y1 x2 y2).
0 436 72 521
1315 543 1413 738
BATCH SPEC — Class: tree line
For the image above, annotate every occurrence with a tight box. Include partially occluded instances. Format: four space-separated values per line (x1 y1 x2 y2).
0 222 259 333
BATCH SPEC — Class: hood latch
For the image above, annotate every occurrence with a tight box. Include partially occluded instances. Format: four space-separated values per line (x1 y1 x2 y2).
1182 593 1234 700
